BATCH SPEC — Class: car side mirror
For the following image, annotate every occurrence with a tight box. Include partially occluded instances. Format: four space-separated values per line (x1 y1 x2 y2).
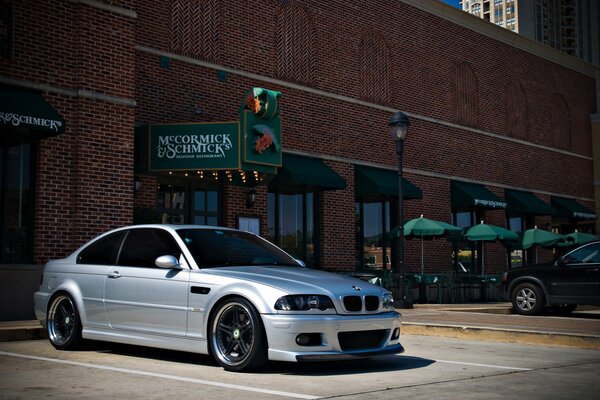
155 255 182 269
555 257 566 268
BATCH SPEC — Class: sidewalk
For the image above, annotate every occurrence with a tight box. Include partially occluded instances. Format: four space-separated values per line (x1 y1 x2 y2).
2 303 600 349
400 303 600 349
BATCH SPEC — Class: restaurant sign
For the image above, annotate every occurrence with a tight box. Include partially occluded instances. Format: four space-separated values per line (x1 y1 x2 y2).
149 122 240 171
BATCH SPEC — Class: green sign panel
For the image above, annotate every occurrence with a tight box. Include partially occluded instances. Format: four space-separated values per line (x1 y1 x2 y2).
241 88 282 168
148 122 240 171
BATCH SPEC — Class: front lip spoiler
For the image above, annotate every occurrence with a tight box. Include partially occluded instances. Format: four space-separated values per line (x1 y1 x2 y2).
295 343 404 362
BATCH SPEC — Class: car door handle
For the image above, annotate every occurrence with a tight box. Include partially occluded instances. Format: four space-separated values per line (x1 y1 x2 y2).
107 271 121 279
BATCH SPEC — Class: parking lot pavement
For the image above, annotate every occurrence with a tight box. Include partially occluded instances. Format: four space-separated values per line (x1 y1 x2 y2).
1 335 599 399
2 303 600 349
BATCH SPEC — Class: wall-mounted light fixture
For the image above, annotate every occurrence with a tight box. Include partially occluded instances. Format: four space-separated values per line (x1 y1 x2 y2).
134 177 142 194
246 187 256 208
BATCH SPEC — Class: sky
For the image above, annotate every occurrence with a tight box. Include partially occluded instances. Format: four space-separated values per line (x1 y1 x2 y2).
440 0 462 8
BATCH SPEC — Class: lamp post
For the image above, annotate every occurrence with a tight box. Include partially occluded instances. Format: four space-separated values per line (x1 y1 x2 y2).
389 111 412 309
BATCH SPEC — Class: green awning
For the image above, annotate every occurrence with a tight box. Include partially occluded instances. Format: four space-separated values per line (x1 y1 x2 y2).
354 165 422 200
0 86 66 139
505 189 555 216
451 181 506 209
268 154 346 191
551 196 597 220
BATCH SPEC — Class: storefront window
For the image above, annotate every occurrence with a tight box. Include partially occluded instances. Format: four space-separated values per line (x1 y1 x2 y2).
267 192 316 267
0 142 35 263
452 210 482 274
355 201 391 271
508 216 524 268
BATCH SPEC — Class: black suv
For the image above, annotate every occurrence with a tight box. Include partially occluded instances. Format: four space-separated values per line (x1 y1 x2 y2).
503 241 600 315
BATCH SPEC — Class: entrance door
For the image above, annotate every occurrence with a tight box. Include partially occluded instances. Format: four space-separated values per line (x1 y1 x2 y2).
157 180 220 225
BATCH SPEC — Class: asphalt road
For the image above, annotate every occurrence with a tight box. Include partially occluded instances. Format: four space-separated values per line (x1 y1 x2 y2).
1 336 599 400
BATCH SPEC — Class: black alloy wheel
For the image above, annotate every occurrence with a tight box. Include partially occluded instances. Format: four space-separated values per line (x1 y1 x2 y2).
47 294 83 350
209 297 267 372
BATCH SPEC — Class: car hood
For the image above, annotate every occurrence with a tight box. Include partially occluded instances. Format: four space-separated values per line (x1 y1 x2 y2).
200 266 384 295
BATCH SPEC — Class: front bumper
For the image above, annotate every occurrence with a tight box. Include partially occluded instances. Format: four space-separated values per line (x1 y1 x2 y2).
262 311 403 362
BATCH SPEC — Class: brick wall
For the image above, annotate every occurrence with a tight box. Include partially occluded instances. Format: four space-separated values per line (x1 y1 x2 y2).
3 0 595 275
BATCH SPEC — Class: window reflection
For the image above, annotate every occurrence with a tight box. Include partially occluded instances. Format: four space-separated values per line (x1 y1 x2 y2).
356 201 391 271
267 192 315 267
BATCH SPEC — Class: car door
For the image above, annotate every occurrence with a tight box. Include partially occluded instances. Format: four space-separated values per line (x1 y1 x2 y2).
104 228 190 337
548 242 600 303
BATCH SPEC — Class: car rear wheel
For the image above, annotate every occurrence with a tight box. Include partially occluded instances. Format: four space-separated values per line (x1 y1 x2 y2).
209 297 267 372
512 283 545 315
47 293 83 350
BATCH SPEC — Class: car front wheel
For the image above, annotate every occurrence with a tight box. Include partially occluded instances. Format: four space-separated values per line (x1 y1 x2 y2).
512 283 545 315
209 297 267 372
47 293 83 350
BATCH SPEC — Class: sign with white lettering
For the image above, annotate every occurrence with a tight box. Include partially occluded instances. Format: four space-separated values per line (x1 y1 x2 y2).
148 122 240 171
0 112 64 132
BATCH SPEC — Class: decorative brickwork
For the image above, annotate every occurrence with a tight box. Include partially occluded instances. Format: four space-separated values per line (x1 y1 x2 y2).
359 31 391 104
276 1 315 85
170 0 220 63
504 80 529 140
551 94 571 150
452 61 479 128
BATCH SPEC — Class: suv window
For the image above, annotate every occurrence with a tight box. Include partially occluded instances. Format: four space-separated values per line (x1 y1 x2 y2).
77 231 127 265
118 228 182 267
564 243 600 264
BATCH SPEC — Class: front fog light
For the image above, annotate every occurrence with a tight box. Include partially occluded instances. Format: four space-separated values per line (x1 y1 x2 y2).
391 327 400 340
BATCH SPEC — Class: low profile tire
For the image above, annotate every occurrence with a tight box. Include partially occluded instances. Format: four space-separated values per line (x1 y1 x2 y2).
512 283 545 315
209 297 267 372
47 293 83 350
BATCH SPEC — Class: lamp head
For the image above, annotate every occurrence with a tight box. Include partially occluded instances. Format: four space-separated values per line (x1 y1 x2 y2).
389 111 410 141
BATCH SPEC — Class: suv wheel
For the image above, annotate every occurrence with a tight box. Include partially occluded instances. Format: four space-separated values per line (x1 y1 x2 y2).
512 283 545 315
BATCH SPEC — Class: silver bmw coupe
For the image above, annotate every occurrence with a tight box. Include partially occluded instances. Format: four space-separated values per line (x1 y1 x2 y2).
34 224 403 371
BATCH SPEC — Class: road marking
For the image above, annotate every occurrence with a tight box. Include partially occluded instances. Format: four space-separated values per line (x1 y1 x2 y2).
0 351 320 399
434 358 532 371
400 355 532 371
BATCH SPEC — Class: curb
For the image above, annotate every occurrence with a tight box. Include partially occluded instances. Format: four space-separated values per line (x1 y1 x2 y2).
402 322 600 350
0 324 46 342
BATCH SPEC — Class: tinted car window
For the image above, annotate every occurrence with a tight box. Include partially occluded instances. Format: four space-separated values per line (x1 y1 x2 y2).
564 243 600 264
177 228 297 268
77 231 126 265
118 228 182 267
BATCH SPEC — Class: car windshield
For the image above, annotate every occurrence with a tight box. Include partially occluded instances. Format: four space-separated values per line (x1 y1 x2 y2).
177 228 299 268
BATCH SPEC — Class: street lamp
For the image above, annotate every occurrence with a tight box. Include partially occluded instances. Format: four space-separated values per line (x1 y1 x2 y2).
389 111 412 309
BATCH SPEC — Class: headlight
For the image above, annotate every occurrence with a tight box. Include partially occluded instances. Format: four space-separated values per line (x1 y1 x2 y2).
275 295 335 311
382 293 394 310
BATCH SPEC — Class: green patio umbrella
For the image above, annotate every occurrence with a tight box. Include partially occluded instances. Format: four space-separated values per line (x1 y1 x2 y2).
521 226 566 249
389 215 462 275
521 226 567 262
464 221 518 276
556 230 599 247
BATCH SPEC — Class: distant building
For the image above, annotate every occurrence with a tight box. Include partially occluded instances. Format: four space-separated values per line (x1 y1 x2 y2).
461 0 598 65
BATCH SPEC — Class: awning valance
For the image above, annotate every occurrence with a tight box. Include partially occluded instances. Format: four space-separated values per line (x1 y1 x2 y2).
268 154 346 191
505 189 555 216
354 165 422 200
0 86 65 138
451 181 506 209
551 196 597 220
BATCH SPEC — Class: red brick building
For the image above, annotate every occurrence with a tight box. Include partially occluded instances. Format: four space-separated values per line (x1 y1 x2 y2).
0 0 596 319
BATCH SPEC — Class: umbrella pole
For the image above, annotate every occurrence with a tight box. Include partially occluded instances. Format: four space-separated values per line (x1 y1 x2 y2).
420 235 424 275
481 243 485 277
